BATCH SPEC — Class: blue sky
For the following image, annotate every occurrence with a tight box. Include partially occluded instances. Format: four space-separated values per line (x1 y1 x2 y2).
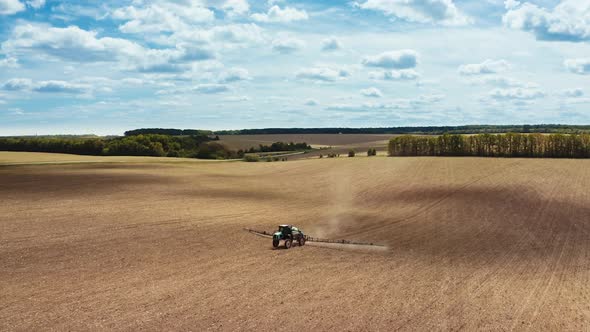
0 0 589 135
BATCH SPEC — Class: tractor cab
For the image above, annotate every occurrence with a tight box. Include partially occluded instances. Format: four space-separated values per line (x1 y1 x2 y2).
277 225 292 236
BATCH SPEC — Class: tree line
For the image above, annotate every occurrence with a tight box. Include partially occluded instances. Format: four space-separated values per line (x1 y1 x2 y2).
214 125 590 135
389 133 590 158
124 128 213 136
241 142 312 154
0 134 238 159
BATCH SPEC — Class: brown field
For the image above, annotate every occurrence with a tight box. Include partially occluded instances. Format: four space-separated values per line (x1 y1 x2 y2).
218 134 393 158
2 152 590 330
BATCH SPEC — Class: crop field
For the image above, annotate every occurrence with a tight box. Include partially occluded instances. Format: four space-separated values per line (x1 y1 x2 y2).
218 134 393 158
2 152 590 330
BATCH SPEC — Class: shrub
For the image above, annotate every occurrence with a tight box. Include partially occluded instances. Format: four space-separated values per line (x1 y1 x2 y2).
243 155 259 162
348 150 355 157
367 148 377 156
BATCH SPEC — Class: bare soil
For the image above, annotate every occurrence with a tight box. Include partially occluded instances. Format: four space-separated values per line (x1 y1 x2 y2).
218 134 392 158
2 153 590 330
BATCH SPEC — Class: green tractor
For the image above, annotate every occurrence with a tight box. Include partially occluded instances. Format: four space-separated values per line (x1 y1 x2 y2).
273 225 306 249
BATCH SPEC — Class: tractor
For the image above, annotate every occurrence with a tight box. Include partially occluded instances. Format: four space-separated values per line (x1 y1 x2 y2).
273 225 306 249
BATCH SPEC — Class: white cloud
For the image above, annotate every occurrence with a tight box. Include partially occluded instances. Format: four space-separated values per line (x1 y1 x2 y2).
504 0 520 10
458 59 510 75
503 1 590 42
321 37 341 51
360 87 383 98
224 95 250 102
362 50 418 69
195 84 230 94
562 88 584 97
295 66 350 82
489 87 545 100
356 0 471 26
2 78 90 94
473 76 538 88
564 58 590 74
251 5 308 23
2 24 215 72
33 80 89 94
157 83 231 95
326 94 444 111
0 0 24 15
272 37 305 53
368 69 420 81
3 24 145 62
223 0 249 16
164 23 265 48
26 0 44 9
304 99 318 106
2 78 32 91
112 2 214 34
218 67 251 83
0 57 19 68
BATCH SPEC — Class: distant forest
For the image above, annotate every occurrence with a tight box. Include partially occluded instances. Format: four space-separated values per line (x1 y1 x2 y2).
389 133 590 158
124 128 213 136
0 134 238 159
0 134 313 160
215 125 590 135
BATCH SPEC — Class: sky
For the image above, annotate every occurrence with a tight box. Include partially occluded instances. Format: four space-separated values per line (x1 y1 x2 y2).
0 0 589 135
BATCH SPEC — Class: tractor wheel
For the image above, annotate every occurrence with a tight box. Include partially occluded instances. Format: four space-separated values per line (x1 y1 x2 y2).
285 239 292 249
272 239 279 248
298 237 306 246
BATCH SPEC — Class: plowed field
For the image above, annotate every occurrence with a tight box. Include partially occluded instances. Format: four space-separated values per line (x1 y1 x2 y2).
2 153 590 330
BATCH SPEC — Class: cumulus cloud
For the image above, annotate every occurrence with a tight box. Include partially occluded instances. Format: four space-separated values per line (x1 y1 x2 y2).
112 2 214 34
251 5 308 23
272 37 305 53
321 37 341 51
562 88 584 97
2 24 215 72
157 83 231 95
33 80 89 94
3 24 146 62
368 69 420 81
0 0 24 15
360 87 383 98
458 59 510 75
489 87 545 100
564 58 590 74
26 0 44 9
504 0 520 10
223 0 249 16
295 66 350 82
165 23 265 48
503 0 590 42
327 94 444 111
474 76 538 88
223 95 250 102
0 56 19 68
304 99 318 106
355 0 471 26
218 67 251 83
362 50 418 69
195 84 230 94
2 78 90 94
2 78 32 91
